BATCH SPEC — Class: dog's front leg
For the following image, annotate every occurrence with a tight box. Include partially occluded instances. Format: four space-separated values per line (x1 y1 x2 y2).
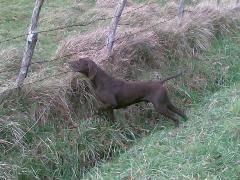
105 109 114 123
96 103 116 123
98 103 114 111
95 90 117 110
95 91 117 122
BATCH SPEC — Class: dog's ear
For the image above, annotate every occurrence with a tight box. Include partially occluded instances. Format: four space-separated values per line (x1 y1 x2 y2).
88 60 97 80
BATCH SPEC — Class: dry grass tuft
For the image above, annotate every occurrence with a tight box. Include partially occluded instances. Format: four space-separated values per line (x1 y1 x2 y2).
57 1 240 70
0 163 20 180
161 1 179 18
107 37 164 79
96 0 133 8
0 118 25 148
0 48 21 70
119 2 162 28
0 72 98 129
96 0 118 8
56 29 108 64
0 48 21 80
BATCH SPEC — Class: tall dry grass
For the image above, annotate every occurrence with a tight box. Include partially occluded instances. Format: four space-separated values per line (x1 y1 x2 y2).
0 2 240 178
1 0 239 131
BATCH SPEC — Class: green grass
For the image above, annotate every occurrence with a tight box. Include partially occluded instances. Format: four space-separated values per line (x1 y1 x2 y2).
179 36 240 103
0 0 98 85
86 83 240 179
1 0 240 179
0 0 96 67
0 35 239 179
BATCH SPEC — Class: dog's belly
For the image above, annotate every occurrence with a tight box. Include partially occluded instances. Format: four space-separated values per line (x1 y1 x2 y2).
114 83 151 109
115 96 148 109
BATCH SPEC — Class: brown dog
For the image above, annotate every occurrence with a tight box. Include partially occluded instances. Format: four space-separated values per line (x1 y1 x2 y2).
69 57 187 127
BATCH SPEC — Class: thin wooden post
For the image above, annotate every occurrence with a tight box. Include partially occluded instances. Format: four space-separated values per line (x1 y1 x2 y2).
178 0 184 24
16 0 44 87
217 0 221 7
107 0 128 57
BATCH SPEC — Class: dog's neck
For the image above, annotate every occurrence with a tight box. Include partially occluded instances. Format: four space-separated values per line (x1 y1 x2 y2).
91 68 114 88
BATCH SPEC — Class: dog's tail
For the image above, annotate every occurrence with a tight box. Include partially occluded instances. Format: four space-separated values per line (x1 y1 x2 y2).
161 72 182 84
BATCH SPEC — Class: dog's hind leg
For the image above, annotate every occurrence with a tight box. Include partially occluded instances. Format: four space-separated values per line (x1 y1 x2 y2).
153 103 180 127
167 103 187 121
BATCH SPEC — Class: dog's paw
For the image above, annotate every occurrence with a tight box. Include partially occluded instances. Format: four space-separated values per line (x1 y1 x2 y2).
68 122 79 129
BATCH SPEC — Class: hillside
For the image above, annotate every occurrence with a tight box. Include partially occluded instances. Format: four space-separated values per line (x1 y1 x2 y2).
86 82 240 179
0 0 240 179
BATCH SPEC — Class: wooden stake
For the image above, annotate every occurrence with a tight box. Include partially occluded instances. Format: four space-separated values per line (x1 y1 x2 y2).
107 0 128 57
178 0 184 25
16 0 44 87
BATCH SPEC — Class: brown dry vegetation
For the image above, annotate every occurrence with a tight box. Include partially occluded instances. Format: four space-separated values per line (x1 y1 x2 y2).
1 1 240 131
0 1 240 177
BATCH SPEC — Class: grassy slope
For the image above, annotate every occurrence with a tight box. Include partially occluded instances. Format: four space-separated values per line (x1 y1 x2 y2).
0 0 96 84
86 84 240 179
84 36 240 179
0 0 93 57
1 0 240 179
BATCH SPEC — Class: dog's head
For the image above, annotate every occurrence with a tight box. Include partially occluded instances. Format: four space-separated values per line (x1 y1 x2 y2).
69 58 97 79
